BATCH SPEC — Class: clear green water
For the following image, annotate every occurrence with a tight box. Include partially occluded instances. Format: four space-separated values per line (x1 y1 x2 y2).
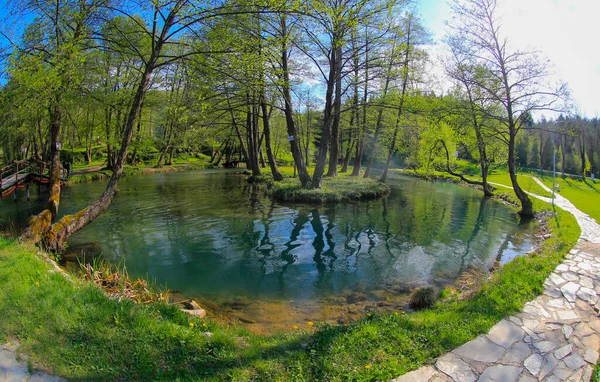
0 170 534 332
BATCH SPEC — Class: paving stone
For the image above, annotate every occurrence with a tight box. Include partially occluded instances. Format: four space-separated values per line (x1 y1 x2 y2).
547 298 567 309
574 322 595 338
550 273 568 286
517 376 537 382
580 334 600 350
579 276 594 289
545 288 563 299
567 368 584 381
29 372 67 382
392 366 437 382
533 340 557 354
522 319 539 331
539 354 558 379
562 272 580 282
436 353 477 382
562 325 574 339
477 365 522 382
583 348 599 364
453 336 506 363
0 349 29 381
545 375 561 382
554 344 573 359
557 310 579 321
556 264 570 272
552 366 574 380
509 317 523 326
582 365 593 381
486 320 524 348
523 353 543 376
563 354 586 370
499 341 531 364
589 320 600 333
561 282 581 303
576 287 597 302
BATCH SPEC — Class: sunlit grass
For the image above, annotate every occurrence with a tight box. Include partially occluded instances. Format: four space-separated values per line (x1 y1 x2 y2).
536 174 600 224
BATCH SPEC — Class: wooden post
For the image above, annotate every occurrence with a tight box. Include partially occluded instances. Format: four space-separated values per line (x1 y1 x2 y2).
26 184 30 201
14 163 18 202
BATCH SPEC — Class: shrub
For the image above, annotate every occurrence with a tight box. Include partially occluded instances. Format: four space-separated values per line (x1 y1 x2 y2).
409 286 438 310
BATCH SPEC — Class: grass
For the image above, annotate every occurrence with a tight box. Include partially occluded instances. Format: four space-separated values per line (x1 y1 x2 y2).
271 175 391 203
396 168 554 199
247 166 391 203
484 172 553 198
535 174 600 224
0 194 580 381
66 156 216 185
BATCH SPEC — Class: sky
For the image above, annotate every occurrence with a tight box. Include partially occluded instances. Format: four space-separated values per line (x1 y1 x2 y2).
1 0 598 118
417 0 600 119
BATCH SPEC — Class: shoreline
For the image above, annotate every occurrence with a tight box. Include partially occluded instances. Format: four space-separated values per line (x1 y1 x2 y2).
0 167 582 380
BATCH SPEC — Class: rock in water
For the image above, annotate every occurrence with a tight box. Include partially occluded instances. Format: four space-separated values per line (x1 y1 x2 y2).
181 300 206 318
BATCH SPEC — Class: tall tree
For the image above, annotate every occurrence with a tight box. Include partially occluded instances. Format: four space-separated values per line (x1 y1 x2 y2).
14 0 106 242
448 0 567 217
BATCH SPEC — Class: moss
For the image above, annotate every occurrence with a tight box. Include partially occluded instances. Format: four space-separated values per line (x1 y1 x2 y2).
21 209 53 243
44 208 89 253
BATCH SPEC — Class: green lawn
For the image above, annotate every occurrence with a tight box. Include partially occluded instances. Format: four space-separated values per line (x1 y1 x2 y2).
0 196 579 381
484 173 553 198
536 175 600 224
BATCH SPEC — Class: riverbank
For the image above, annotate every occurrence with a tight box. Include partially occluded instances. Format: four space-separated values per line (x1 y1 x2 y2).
66 157 216 185
391 174 600 381
0 191 579 380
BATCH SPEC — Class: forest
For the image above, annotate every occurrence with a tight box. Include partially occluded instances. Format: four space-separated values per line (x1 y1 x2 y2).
0 0 598 249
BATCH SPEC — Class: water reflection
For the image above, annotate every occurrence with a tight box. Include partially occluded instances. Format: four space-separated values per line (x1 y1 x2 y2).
0 170 534 330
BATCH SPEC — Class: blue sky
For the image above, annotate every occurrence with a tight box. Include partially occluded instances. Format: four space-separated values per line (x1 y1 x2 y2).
1 0 599 118
416 0 600 119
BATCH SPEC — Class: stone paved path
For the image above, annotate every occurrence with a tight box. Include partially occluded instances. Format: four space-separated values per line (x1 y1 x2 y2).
0 341 65 382
393 177 600 382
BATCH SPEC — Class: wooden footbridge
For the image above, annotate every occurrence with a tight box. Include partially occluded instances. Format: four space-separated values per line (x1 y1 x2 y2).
0 160 65 201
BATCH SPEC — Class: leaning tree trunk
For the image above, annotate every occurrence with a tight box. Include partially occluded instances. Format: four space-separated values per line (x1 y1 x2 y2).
21 96 63 243
43 44 162 252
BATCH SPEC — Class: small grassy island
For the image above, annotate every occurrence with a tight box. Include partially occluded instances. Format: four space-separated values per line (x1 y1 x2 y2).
267 173 391 203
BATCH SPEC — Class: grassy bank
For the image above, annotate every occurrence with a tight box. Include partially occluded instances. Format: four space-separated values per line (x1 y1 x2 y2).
536 174 600 223
0 193 579 380
66 156 215 185
394 168 553 198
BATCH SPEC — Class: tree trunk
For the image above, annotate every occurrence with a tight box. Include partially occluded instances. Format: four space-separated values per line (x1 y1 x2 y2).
39 0 187 253
280 13 311 188
326 45 343 177
261 95 283 181
21 96 63 243
379 20 413 183
508 131 533 217
312 42 338 187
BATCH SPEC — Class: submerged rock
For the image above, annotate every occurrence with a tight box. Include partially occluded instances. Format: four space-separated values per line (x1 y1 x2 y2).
181 300 207 318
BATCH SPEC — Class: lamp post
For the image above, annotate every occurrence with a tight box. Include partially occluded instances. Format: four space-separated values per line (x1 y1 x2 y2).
552 123 556 208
